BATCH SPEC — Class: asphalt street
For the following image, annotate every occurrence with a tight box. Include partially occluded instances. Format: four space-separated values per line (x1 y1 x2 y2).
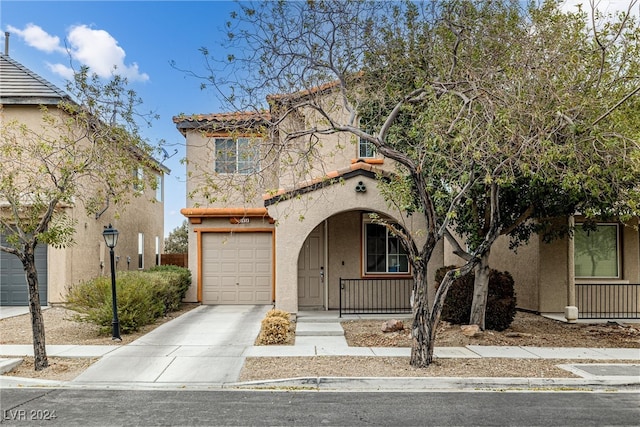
1 389 639 426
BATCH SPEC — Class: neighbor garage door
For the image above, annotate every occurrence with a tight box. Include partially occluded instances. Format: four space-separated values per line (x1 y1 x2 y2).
201 232 272 304
0 235 48 306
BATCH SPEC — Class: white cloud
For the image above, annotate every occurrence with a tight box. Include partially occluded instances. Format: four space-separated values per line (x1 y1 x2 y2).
66 25 149 82
6 23 149 82
6 23 66 54
45 62 74 80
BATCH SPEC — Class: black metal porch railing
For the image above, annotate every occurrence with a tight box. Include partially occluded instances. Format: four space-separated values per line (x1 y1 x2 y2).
339 277 413 317
576 283 640 319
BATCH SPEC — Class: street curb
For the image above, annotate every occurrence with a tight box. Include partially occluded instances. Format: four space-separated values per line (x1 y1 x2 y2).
0 358 23 375
2 375 638 392
229 376 640 392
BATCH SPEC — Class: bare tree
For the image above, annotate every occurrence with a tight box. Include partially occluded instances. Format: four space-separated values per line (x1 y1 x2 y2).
181 0 640 366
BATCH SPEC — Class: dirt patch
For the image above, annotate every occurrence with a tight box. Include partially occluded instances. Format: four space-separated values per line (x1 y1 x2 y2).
240 356 621 381
239 312 639 382
4 357 99 381
342 311 640 348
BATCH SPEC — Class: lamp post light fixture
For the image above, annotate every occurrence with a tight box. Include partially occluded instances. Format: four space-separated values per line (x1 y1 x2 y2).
102 224 121 341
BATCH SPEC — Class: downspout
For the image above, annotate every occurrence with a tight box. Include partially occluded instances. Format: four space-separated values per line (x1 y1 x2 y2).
95 195 111 219
324 219 329 311
565 215 578 322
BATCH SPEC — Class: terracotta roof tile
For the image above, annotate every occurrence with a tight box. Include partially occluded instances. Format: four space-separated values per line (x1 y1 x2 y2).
172 111 271 124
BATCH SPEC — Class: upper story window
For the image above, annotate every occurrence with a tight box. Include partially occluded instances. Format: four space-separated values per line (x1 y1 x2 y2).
215 137 260 174
363 218 409 275
359 137 376 158
155 174 163 202
133 167 144 192
574 223 620 279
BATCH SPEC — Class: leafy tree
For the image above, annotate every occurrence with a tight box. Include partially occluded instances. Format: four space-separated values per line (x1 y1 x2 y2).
439 0 640 329
164 220 189 254
187 0 640 366
0 67 158 370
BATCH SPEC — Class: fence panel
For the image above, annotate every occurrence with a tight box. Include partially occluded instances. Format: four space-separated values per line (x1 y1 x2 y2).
161 253 188 268
576 283 640 319
339 277 413 317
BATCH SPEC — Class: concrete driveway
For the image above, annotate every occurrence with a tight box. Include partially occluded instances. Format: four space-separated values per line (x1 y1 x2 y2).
73 305 270 387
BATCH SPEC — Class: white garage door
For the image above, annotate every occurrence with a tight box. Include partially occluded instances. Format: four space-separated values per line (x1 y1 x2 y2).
201 232 272 304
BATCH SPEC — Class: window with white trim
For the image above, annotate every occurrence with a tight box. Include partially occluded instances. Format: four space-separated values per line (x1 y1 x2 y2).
574 223 620 278
155 236 160 266
133 167 144 192
215 137 260 174
155 174 163 202
358 137 376 158
363 220 409 274
138 232 144 270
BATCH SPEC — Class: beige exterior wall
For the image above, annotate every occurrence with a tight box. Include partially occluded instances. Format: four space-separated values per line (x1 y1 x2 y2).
2 104 165 304
266 173 436 313
184 130 270 208
481 216 640 315
621 217 640 283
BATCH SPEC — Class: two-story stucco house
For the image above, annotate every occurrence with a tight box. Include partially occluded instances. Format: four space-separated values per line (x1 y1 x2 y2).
176 85 639 321
175 87 442 315
0 53 168 306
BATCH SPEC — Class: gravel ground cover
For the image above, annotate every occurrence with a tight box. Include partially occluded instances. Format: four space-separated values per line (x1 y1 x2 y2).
2 307 638 381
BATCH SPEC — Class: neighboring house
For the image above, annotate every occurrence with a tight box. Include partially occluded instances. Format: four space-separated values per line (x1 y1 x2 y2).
469 216 640 320
176 88 639 320
0 53 167 306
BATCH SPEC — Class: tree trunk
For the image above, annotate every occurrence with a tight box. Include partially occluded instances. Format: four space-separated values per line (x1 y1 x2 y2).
410 267 433 367
23 248 48 371
469 249 491 330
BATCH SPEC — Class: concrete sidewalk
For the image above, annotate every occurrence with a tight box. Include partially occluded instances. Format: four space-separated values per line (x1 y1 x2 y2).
1 307 638 391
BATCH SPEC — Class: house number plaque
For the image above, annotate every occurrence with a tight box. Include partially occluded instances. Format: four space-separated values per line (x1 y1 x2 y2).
230 217 250 224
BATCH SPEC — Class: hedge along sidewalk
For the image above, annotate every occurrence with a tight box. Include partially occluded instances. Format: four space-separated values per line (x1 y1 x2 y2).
64 266 192 334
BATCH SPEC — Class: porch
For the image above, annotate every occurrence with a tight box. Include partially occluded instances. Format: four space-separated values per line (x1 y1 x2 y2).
336 277 640 322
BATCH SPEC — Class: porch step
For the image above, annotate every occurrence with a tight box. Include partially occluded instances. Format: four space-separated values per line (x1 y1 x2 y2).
295 322 344 337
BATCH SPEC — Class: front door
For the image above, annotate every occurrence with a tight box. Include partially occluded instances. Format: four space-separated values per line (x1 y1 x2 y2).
298 223 325 309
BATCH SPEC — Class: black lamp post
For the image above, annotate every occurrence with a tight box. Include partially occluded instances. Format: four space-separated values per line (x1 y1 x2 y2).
102 224 121 341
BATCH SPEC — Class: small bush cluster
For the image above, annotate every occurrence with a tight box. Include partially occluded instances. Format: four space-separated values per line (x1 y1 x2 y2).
257 309 291 345
435 265 517 331
65 266 192 335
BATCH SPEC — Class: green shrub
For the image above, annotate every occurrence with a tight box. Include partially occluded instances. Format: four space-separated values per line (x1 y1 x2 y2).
485 269 518 331
66 266 192 335
257 316 290 345
148 265 191 299
435 265 517 331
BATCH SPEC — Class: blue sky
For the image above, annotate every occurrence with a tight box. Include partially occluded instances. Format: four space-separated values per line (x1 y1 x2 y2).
2 0 637 238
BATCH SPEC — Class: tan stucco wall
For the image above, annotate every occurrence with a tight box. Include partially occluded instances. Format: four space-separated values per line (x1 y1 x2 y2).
184 130 268 208
2 104 165 304
470 235 541 312
442 234 542 312
621 217 640 282
266 174 436 313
